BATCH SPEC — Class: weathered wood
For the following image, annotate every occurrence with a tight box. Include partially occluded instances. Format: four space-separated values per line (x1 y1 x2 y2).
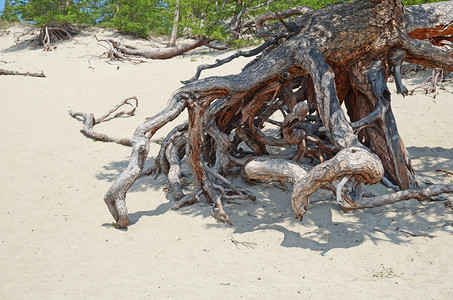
100 37 211 61
404 1 453 38
37 23 78 51
73 0 453 228
69 97 138 147
0 68 45 78
103 95 187 228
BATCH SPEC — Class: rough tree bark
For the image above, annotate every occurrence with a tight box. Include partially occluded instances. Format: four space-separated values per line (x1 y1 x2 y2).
72 0 453 228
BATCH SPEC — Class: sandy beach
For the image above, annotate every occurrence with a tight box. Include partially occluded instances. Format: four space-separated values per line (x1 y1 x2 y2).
1 25 452 299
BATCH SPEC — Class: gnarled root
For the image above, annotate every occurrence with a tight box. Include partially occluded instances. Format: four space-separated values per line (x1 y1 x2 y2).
69 97 138 147
245 147 383 220
104 95 187 228
76 1 453 229
245 150 453 219
337 180 453 210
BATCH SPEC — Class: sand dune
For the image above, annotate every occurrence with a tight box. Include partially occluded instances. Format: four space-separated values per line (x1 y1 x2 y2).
1 26 452 299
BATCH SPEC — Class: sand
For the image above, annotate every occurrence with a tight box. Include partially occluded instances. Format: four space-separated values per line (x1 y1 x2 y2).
1 25 452 299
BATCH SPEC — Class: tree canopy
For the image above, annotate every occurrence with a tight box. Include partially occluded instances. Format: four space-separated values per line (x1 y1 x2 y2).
1 0 448 41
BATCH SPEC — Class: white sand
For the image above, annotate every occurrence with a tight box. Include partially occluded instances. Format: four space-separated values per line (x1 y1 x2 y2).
1 26 452 299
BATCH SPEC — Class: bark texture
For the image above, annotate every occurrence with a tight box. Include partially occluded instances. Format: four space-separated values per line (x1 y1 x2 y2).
72 0 453 228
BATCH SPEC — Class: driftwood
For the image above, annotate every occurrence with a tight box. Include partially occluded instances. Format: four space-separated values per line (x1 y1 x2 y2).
96 36 211 61
409 68 451 97
72 0 453 229
69 97 138 147
0 68 45 78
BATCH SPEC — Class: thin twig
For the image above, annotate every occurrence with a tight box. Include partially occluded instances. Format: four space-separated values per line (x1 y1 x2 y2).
395 227 436 238
436 169 453 176
230 235 257 249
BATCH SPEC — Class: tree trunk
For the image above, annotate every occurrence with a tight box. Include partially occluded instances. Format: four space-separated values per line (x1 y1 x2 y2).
169 0 180 47
72 0 453 228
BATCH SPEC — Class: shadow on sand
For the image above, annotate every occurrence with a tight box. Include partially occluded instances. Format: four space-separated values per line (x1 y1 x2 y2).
95 146 453 253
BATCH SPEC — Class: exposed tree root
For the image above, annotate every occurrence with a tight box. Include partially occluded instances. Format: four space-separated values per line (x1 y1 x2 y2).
37 22 78 51
95 35 145 63
72 0 453 229
0 68 45 78
181 36 284 84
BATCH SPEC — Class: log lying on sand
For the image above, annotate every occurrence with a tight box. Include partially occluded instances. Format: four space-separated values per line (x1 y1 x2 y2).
97 36 212 61
0 68 45 77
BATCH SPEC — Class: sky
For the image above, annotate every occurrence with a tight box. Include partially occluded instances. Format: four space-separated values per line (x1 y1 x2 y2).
0 0 5 13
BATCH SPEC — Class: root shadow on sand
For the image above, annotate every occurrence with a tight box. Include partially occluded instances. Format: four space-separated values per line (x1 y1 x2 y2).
95 146 453 253
1 38 42 53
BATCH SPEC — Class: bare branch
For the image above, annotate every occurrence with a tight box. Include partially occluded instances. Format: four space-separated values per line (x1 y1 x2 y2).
68 97 138 147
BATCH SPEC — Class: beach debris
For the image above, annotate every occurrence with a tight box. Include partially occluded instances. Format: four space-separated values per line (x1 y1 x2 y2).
95 35 211 61
395 227 436 239
69 97 138 147
368 264 399 279
71 0 453 229
408 68 451 98
230 235 257 249
436 169 453 176
0 68 45 78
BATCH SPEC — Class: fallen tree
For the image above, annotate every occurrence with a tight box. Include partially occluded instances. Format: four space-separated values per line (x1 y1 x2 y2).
96 36 212 61
95 4 315 62
71 0 453 229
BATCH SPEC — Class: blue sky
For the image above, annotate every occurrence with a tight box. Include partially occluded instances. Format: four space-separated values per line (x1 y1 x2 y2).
0 0 5 13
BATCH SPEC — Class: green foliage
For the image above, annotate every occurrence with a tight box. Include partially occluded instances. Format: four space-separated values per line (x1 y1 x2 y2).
101 0 173 37
1 0 449 42
2 0 101 26
1 0 20 22
402 0 440 5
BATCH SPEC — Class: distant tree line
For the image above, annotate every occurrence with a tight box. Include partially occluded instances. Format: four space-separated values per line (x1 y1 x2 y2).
0 0 446 43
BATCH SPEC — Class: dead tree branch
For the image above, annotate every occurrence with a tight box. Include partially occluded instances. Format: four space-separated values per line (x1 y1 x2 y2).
69 97 138 147
0 68 45 78
96 36 211 61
